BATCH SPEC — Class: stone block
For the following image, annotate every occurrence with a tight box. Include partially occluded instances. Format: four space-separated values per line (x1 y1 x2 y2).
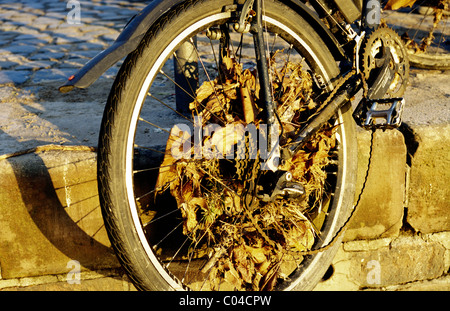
352 235 445 287
424 231 450 273
313 245 360 291
407 124 450 233
0 148 120 279
384 275 450 291
344 129 407 241
0 269 136 291
317 235 447 290
0 70 30 85
2 276 135 291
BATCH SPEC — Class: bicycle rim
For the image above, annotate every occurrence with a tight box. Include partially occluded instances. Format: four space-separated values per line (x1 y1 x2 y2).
106 2 355 291
383 0 450 69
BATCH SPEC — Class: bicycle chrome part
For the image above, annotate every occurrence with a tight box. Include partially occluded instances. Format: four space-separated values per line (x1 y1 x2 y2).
257 171 306 202
353 97 405 130
361 27 410 99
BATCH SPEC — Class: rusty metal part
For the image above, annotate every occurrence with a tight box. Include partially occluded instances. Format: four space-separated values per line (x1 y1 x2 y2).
361 27 410 98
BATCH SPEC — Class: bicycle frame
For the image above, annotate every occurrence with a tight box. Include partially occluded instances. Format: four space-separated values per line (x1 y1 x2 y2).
311 0 381 29
59 0 358 92
59 0 384 166
285 0 385 155
250 0 382 165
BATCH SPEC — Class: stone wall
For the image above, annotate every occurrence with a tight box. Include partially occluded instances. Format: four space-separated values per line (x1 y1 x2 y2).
0 124 448 291
0 146 131 290
317 124 450 290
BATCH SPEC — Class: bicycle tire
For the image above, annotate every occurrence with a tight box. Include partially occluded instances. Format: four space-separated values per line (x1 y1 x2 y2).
382 2 450 70
98 0 357 291
407 52 450 69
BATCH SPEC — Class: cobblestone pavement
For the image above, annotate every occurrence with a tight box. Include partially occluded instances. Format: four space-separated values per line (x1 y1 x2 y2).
0 0 146 85
0 0 448 156
0 0 149 155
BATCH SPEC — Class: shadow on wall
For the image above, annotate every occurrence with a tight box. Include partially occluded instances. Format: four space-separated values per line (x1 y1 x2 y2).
0 147 120 280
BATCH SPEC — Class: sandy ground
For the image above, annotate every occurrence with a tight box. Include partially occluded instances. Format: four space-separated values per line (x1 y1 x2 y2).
0 80 110 155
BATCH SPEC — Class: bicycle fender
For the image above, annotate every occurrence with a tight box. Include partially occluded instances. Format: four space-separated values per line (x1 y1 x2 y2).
281 0 346 60
59 0 184 92
59 0 345 93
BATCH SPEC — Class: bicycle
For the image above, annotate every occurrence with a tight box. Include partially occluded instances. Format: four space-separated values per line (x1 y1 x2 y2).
383 0 450 69
60 0 410 290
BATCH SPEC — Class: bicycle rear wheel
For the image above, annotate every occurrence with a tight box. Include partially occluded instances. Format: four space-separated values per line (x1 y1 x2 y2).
98 0 357 291
383 0 450 69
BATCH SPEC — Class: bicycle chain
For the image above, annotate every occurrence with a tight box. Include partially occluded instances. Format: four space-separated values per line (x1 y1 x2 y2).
235 129 261 182
235 133 250 180
234 131 280 249
316 69 357 114
290 68 372 256
281 70 370 256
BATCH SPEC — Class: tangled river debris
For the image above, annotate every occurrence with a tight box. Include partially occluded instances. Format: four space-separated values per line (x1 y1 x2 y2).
154 53 338 290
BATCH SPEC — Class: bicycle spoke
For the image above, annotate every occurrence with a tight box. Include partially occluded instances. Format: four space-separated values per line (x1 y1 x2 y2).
190 37 228 126
134 144 166 155
153 221 184 250
159 69 197 102
148 92 194 124
435 16 448 53
135 175 178 201
142 208 179 227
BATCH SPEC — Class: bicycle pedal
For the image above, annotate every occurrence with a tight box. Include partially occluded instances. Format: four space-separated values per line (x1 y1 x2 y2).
353 97 405 130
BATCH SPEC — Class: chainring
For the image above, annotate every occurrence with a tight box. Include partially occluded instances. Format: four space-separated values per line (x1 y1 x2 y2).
361 27 410 98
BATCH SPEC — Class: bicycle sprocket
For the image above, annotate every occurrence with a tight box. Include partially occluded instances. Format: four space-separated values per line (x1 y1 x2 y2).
361 27 410 98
